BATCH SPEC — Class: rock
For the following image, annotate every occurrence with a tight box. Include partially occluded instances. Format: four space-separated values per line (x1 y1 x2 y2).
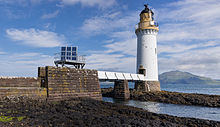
0 97 219 126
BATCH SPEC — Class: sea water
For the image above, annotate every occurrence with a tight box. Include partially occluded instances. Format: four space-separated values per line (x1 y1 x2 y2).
102 97 220 121
101 83 220 121
101 82 220 95
161 83 220 95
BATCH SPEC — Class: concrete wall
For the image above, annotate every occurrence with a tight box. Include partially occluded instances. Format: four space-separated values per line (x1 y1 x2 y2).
39 66 102 100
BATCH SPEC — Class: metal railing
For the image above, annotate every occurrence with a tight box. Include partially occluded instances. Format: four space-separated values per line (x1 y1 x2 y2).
54 53 86 63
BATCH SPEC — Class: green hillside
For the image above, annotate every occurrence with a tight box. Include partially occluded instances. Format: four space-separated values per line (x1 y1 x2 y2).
159 71 220 84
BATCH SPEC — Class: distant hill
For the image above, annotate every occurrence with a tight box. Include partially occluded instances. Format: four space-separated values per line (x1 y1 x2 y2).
159 71 220 85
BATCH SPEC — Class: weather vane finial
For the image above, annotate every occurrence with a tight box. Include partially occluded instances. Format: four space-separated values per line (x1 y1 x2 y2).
144 4 148 9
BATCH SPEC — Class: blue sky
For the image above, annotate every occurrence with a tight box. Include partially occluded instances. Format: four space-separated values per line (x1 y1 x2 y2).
0 0 220 79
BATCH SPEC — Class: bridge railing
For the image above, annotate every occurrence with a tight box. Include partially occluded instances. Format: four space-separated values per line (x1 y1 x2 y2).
98 71 146 82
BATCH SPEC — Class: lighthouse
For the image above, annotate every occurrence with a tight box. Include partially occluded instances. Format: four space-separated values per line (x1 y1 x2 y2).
136 4 159 81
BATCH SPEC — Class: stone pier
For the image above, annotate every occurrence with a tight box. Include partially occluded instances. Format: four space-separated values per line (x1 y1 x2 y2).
135 81 160 92
113 80 130 100
38 66 102 100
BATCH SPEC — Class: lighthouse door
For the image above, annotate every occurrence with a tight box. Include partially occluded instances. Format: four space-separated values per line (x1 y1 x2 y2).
139 68 146 76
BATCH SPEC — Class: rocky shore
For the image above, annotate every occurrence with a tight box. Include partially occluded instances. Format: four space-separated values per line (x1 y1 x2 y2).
102 88 220 107
0 97 220 127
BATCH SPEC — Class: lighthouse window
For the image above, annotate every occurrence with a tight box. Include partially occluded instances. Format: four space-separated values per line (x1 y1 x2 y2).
155 48 157 54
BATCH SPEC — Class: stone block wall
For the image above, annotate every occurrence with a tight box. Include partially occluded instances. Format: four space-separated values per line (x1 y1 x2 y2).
0 66 102 100
0 87 47 99
0 77 39 87
135 81 160 92
147 81 160 92
0 77 47 99
113 80 130 100
39 66 102 100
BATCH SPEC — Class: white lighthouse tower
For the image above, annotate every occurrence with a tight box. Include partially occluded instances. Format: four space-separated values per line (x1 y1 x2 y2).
136 4 159 81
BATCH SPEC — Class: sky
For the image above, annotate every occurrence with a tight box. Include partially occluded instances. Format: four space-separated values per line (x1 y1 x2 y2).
0 0 220 79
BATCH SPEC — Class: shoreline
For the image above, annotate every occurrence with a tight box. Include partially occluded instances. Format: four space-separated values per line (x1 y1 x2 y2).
102 88 220 107
0 97 219 127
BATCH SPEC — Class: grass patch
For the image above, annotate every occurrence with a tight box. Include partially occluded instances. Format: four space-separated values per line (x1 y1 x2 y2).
17 116 25 121
0 115 26 122
0 116 14 122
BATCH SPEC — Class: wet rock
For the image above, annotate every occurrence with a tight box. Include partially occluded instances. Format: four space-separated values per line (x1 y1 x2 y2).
0 97 219 127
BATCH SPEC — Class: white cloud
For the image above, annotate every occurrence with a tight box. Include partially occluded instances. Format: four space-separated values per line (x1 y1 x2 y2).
60 0 116 8
0 0 42 6
30 0 42 4
86 53 136 73
157 0 220 43
110 31 135 40
82 0 220 79
41 10 59 19
0 0 25 5
80 11 138 36
104 38 136 56
85 32 137 72
158 41 219 54
0 52 54 77
86 35 220 79
154 0 220 79
0 0 42 19
80 11 139 72
0 51 6 55
159 45 220 79
6 28 66 48
85 36 137 73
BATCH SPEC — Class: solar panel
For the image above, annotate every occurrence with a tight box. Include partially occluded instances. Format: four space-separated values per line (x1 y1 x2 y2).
60 46 77 61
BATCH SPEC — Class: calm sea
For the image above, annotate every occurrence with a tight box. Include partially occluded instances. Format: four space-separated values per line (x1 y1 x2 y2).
100 82 220 95
101 83 220 121
161 83 220 95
